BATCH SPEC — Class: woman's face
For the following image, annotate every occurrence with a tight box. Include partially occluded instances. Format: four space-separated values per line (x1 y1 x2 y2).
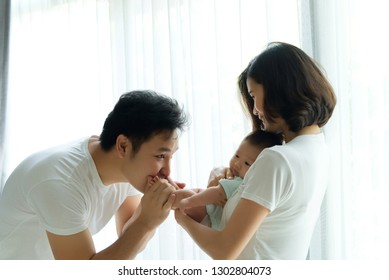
246 77 285 133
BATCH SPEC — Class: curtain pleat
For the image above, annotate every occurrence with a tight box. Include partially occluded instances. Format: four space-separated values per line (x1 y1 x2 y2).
0 0 10 190
310 0 389 260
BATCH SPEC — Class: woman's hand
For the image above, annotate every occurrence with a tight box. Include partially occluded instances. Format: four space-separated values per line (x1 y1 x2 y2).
174 208 190 227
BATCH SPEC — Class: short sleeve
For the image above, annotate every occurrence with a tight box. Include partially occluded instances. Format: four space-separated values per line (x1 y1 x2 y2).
241 149 293 212
126 184 141 196
27 180 88 235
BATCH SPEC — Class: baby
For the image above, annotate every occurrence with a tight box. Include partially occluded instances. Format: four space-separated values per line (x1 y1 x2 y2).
173 130 282 230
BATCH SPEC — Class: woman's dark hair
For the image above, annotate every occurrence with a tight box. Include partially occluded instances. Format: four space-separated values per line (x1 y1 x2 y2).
244 130 283 150
100 90 188 154
238 67 263 131
239 42 336 132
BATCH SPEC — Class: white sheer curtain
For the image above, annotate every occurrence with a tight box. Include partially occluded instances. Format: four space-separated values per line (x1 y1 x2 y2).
106 0 300 259
5 0 388 260
309 0 389 260
5 0 115 173
0 0 10 189
5 0 300 260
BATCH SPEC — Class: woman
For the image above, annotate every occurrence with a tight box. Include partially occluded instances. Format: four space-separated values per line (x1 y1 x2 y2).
175 42 336 259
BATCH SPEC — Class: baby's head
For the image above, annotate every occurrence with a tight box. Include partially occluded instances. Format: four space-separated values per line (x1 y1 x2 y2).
229 130 283 178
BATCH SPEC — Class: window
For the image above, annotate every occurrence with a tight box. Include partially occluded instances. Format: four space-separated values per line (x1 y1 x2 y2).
4 0 388 259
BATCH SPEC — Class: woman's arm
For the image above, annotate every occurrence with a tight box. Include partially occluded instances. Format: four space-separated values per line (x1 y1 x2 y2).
175 198 269 259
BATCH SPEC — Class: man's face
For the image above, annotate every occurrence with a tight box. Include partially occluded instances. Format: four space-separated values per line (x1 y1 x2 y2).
123 130 179 193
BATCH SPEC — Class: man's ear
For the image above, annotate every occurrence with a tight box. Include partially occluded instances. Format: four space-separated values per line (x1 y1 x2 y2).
116 134 131 158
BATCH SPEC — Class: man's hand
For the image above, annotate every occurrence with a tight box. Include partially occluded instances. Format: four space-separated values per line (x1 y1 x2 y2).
167 176 186 189
134 177 176 230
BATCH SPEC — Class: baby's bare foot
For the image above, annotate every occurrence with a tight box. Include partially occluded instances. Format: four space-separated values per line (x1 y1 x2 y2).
148 176 160 187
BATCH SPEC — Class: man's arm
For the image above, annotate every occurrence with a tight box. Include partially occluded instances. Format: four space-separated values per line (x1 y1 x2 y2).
115 195 142 237
46 215 158 260
46 179 175 260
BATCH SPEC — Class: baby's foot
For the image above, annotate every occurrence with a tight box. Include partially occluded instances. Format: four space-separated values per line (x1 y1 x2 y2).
147 176 160 187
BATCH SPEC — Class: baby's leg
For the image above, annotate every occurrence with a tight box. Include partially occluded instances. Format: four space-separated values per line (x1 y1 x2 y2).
173 189 207 222
180 185 227 208
178 185 227 224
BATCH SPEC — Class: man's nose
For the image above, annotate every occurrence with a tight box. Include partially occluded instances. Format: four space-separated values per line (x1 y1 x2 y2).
159 161 171 178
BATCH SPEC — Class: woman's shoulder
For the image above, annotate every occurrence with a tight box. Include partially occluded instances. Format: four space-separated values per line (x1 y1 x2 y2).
252 147 292 174
258 145 289 161
255 143 304 172
256 134 328 173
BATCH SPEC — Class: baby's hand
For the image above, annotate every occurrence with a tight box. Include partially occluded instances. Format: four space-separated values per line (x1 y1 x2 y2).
207 167 233 187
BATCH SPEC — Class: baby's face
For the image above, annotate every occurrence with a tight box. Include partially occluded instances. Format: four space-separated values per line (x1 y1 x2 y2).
229 140 262 178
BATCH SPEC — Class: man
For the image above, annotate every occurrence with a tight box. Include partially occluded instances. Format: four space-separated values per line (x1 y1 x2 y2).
0 90 188 259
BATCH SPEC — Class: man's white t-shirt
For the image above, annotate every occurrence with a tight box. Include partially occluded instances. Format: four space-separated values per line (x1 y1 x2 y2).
219 133 329 259
0 137 140 259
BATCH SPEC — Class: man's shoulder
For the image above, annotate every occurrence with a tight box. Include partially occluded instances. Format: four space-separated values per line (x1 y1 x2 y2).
11 138 89 181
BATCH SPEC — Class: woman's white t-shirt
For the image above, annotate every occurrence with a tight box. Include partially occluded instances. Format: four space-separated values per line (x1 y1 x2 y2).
219 133 329 260
0 137 140 259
